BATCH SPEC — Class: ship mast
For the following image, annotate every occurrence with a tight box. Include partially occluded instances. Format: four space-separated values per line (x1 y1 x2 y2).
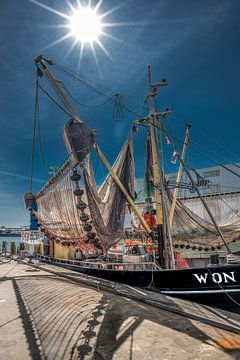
147 66 169 268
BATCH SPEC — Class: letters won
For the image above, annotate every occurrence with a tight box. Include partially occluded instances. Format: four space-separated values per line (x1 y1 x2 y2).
193 271 237 284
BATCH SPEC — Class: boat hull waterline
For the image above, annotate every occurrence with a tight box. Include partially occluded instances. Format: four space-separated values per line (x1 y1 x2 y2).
38 255 240 308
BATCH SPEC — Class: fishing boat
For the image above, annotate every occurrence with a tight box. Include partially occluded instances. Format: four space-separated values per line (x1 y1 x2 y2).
24 55 240 308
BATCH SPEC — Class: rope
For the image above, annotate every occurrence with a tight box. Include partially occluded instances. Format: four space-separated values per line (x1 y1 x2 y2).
112 94 124 121
61 83 114 108
207 268 240 308
38 84 72 117
52 62 141 119
159 123 232 253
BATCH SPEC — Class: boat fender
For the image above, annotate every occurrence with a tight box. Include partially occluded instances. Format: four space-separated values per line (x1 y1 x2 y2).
83 224 92 232
87 232 96 240
80 214 90 222
77 201 87 211
70 172 81 182
74 188 84 197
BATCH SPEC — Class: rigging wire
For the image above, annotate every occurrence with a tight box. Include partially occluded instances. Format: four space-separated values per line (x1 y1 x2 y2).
207 268 240 308
36 87 48 178
169 115 240 165
61 82 115 108
192 122 240 164
217 194 240 219
159 123 232 254
53 61 147 117
52 62 141 119
61 82 124 121
165 128 240 180
189 137 240 171
164 122 236 171
150 120 240 245
29 73 38 192
40 59 240 182
38 84 72 117
56 60 239 178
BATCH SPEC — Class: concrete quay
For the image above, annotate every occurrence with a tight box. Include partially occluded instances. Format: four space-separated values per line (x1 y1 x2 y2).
0 260 240 360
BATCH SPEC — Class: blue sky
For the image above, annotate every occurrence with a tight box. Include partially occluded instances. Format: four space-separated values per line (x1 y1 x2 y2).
0 0 240 226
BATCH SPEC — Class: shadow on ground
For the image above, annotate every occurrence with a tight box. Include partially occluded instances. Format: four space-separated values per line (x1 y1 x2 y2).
4 269 238 360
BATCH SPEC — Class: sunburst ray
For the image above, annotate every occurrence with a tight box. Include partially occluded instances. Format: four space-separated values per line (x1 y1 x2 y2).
95 38 113 61
30 0 143 69
30 0 70 20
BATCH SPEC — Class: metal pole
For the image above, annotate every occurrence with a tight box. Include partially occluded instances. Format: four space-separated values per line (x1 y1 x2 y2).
94 144 152 235
163 127 232 255
35 55 81 122
147 66 174 267
169 124 191 227
147 66 164 225
161 175 176 268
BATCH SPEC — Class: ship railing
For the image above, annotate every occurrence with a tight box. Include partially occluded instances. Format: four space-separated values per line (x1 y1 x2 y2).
37 254 161 271
183 251 227 259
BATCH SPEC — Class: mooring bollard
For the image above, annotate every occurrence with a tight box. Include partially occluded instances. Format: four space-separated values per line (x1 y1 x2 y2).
10 242 16 256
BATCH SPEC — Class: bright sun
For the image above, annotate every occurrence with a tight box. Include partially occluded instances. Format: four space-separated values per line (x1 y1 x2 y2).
69 7 102 44
30 0 127 69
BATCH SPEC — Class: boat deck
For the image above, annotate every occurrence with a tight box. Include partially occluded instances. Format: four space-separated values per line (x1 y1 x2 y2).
1 259 240 360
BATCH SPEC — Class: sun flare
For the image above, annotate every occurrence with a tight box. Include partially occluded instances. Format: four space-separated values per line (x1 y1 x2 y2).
69 7 102 44
30 0 128 70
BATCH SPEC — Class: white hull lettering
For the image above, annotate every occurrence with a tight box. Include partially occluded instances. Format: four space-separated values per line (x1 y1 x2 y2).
223 272 236 283
212 273 222 283
193 273 208 284
193 271 237 285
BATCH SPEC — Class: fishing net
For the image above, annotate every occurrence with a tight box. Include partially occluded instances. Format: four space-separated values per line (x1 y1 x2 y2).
139 129 240 248
170 191 240 246
83 140 135 249
34 140 135 253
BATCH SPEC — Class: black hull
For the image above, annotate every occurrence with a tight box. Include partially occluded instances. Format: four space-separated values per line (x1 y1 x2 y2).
40 256 240 310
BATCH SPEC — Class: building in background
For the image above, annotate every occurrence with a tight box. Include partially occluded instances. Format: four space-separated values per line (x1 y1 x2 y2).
134 163 240 223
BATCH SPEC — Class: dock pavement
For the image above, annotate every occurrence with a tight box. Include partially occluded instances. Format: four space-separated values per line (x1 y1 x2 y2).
0 259 240 360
